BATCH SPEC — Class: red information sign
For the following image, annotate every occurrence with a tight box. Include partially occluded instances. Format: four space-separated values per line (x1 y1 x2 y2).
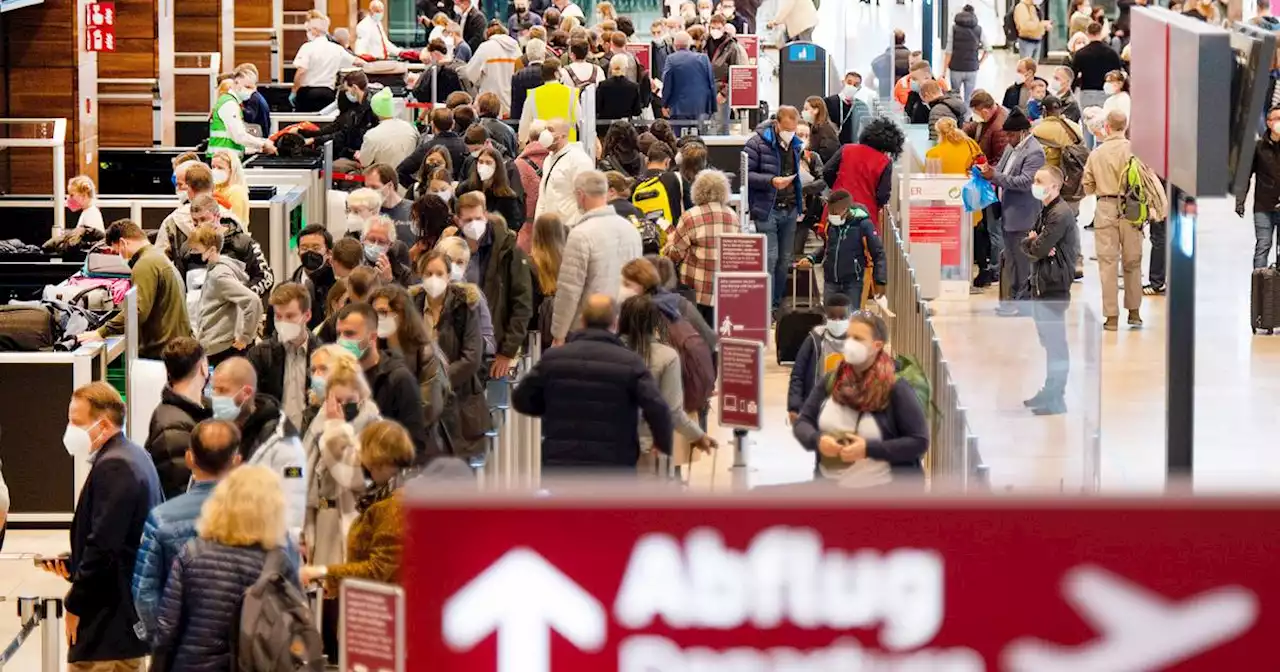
85 1 116 52
714 272 769 344
717 233 766 273
622 42 652 74
909 204 963 267
737 34 759 65
408 497 1280 671
718 338 763 429
728 65 758 109
340 579 405 672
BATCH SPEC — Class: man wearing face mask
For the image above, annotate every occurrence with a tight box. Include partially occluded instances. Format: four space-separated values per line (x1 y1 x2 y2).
457 193 534 377
533 118 595 226
454 0 487 53
1021 166 1079 415
209 357 307 541
717 0 748 32
174 193 274 301
358 88 420 175
518 61 584 146
399 107 468 189
1050 65 1083 123
291 15 359 112
289 225 336 329
745 105 805 310
334 302 430 456
207 69 275 158
704 13 746 85
823 72 870 146
361 215 417 287
786 293 852 425
249 283 320 429
145 337 214 499
357 0 402 60
507 0 544 32
56 382 162 671
298 71 376 160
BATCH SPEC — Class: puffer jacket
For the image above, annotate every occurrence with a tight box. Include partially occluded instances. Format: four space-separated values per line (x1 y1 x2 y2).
131 480 217 638
145 387 212 499
194 256 263 357
174 213 274 299
744 121 806 221
806 204 888 287
950 10 983 72
927 93 968 141
515 142 551 249
152 540 299 671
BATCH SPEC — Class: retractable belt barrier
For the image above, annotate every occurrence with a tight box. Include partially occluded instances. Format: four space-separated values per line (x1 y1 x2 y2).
481 332 543 490
0 597 63 672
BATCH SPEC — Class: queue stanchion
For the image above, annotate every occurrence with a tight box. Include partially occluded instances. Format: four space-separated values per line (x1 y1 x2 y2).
526 331 542 487
512 339 532 488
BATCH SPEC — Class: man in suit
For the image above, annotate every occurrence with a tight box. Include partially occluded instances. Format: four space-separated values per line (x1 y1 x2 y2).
455 0 487 54
661 31 716 121
977 107 1045 315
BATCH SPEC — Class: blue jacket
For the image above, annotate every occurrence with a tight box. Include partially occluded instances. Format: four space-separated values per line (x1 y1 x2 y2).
131 480 217 638
744 121 805 221
661 49 716 120
807 205 887 287
242 91 272 136
990 135 1046 233
787 326 843 413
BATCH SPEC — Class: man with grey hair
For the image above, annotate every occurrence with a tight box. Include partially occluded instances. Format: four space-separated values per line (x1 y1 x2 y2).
511 38 548 118
662 30 716 120
291 13 359 111
356 0 401 59
534 118 595 226
549 171 643 345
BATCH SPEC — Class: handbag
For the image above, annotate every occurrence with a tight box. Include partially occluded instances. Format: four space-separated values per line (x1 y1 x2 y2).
961 165 999 213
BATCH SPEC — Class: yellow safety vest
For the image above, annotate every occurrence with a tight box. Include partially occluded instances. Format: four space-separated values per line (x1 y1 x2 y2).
531 82 577 141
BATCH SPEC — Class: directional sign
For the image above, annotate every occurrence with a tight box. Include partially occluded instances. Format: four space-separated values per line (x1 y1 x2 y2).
407 497 1280 670
714 272 769 344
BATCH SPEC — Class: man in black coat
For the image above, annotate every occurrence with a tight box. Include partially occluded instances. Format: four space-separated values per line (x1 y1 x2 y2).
52 382 162 670
336 302 430 458
289 224 336 330
455 0 487 53
248 282 320 431
457 197 533 378
513 294 673 469
1021 166 1080 416
511 39 548 129
147 337 213 499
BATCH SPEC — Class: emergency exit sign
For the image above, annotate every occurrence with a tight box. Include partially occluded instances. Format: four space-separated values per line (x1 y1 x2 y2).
85 2 116 52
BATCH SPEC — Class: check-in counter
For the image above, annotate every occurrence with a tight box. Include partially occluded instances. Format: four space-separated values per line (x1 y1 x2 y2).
702 134 751 195
244 139 332 234
98 146 195 196
0 290 139 526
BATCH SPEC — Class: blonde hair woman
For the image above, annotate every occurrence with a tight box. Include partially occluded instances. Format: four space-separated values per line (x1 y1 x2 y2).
925 118 984 175
210 149 250 224
302 345 379 568
154 461 299 670
65 175 104 233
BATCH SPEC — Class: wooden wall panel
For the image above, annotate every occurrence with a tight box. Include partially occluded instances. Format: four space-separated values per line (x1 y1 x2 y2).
4 6 77 68
99 101 154 146
176 75 216 113
6 69 76 119
182 0 220 16
97 40 156 78
284 30 307 60
175 20 220 53
235 45 272 81
111 0 157 39
235 0 272 28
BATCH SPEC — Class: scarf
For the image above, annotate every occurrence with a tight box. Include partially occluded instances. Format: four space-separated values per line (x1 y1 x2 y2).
357 479 396 513
830 350 896 413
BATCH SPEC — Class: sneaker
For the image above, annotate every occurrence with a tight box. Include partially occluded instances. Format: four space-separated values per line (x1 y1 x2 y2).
1032 398 1068 415
995 305 1021 317
1103 317 1119 331
1128 310 1143 328
1143 284 1165 296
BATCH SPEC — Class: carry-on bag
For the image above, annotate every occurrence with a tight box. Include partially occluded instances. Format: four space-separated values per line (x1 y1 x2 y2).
776 266 825 365
1251 267 1280 334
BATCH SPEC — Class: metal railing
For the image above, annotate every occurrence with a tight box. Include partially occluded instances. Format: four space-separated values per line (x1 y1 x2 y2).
881 207 988 490
0 597 62 672
480 332 543 490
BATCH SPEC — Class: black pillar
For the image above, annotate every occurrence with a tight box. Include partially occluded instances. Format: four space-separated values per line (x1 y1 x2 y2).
1165 185 1194 480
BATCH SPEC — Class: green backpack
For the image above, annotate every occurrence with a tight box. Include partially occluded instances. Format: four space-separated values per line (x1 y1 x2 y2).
1120 156 1150 226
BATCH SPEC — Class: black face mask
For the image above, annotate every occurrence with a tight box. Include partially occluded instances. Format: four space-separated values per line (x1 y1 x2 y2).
300 250 326 272
342 401 360 423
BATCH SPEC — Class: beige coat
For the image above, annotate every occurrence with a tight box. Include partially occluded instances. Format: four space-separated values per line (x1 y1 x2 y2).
1015 0 1046 40
1032 115 1084 168
773 0 819 37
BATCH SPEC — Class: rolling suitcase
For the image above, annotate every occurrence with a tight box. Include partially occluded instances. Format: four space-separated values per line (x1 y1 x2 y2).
776 266 824 365
1251 267 1280 334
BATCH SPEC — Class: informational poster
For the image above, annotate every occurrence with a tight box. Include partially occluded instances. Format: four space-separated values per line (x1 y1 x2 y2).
714 272 769 344
340 579 405 672
717 234 766 273
718 339 763 430
728 65 758 109
737 34 759 65
622 42 652 74
85 2 116 52
909 205 964 267
411 496 1280 671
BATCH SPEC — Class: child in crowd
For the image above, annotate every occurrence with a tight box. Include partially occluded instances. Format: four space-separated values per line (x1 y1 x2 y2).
796 189 887 302
186 223 264 366
66 175 104 233
787 293 853 425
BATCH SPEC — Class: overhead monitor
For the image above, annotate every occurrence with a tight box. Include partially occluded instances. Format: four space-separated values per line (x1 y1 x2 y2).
1228 22 1278 202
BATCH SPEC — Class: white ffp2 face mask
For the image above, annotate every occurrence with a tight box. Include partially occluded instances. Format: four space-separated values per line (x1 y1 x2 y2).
843 338 871 366
62 422 94 456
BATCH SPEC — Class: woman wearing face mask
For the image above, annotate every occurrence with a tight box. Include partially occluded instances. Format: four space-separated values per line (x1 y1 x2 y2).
792 312 929 487
298 71 375 161
64 175 105 234
456 147 525 231
345 187 384 237
370 285 451 455
301 348 378 574
207 70 275 158
412 249 487 456
210 149 250 224
187 224 264 368
433 236 497 354
801 96 841 164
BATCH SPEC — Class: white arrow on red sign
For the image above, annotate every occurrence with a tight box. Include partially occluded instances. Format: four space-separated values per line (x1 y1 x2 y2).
443 548 606 672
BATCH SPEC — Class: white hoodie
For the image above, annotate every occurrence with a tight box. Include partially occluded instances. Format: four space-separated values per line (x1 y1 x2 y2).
461 33 523 116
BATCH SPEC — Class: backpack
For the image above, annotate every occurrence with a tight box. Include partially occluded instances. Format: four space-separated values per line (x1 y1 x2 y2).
664 316 716 413
1120 156 1150 226
565 64 601 92
823 353 938 422
1041 119 1089 202
632 174 675 228
236 548 325 672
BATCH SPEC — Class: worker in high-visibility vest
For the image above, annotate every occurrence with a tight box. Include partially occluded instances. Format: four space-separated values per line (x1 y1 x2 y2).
208 69 275 158
517 60 582 144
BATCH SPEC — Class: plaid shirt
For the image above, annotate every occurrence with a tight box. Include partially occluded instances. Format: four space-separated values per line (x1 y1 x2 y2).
665 202 741 306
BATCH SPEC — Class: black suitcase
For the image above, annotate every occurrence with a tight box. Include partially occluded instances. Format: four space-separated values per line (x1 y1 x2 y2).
1251 267 1280 334
776 266 824 365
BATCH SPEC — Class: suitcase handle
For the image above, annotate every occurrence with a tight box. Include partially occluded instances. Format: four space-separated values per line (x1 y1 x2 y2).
791 265 817 306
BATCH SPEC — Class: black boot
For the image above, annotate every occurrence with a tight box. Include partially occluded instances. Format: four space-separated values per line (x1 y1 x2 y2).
1023 389 1049 408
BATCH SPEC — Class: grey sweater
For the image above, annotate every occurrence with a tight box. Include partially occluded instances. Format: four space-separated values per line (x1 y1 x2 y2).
636 340 706 452
195 256 263 356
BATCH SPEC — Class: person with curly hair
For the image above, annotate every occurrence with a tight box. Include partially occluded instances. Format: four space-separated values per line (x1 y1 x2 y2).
822 116 905 233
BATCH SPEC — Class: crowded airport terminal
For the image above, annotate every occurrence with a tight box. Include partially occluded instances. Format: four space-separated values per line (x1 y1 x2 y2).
0 0 1278 667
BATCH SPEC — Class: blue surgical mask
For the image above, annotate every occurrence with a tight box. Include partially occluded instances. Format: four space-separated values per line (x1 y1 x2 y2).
310 375 327 401
338 337 366 360
345 91 359 103
910 80 921 93
364 243 387 263
211 394 243 420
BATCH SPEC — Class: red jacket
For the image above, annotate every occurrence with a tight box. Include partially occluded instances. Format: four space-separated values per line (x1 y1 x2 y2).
964 106 1014 166
827 143 891 234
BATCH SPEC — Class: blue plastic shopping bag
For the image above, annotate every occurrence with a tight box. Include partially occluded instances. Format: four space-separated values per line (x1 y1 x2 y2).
961 166 998 213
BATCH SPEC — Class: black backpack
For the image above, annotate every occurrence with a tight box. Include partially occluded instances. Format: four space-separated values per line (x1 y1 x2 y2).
1040 119 1089 202
236 548 325 672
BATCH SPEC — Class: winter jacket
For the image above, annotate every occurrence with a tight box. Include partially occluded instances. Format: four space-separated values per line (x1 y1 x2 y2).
786 325 844 412
513 328 674 467
366 352 430 457
472 220 533 359
246 332 319 410
1240 132 1280 214
303 402 379 567
991 135 1046 233
792 376 929 480
416 283 484 457
304 94 376 160
479 116 519 158
745 121 806 221
824 143 892 231
239 395 307 540
597 76 645 122
599 148 645 179
324 490 403 592
174 214 274 299
964 105 1015 165
289 264 336 329
410 60 466 106
131 480 217 638
652 288 718 351
706 35 747 83
515 143 551 251
807 205 887 287
1001 77 1047 113
808 120 841 165
152 540 299 672
67 433 162 663
399 130 469 188
1073 41 1124 92
950 10 984 72
1023 197 1080 299
927 93 968 141
145 387 213 499
662 49 717 120
95 244 193 357
510 63 546 123
461 34 523 115
550 206 644 340
1014 0 1046 40
194 256 263 357
534 143 596 226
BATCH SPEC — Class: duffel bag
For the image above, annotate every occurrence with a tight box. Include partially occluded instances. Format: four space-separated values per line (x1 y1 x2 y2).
0 305 56 352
